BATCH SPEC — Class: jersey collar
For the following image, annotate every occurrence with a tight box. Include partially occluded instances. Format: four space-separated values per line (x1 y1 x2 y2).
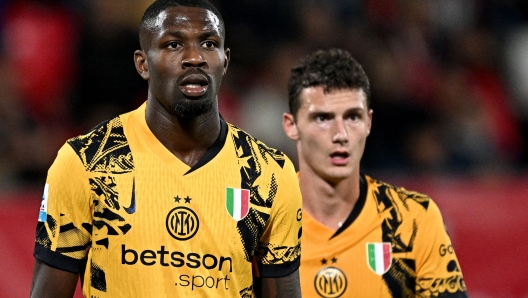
331 173 368 238
184 116 228 175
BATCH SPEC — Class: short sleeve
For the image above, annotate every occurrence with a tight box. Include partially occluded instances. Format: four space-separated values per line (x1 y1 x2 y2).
414 199 468 297
34 143 93 273
254 158 302 278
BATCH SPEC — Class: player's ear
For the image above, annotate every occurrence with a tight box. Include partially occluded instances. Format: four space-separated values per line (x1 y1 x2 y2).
367 109 373 136
283 113 299 141
223 48 230 76
134 50 149 80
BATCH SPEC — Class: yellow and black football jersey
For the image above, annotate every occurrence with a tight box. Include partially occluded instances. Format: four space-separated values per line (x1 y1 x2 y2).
300 174 467 298
34 102 302 297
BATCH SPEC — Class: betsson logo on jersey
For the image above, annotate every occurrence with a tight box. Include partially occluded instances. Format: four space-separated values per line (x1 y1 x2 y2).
119 196 235 291
121 245 234 290
121 245 232 271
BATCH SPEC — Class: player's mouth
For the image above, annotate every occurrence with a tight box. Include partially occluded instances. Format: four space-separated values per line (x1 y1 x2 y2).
330 151 350 165
179 73 209 97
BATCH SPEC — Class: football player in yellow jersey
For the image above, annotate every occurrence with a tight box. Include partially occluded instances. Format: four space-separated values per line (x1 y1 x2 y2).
30 0 302 297
282 48 468 297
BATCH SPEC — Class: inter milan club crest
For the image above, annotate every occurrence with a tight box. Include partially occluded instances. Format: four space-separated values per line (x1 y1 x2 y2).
366 242 392 275
314 267 347 298
166 196 199 241
226 187 250 221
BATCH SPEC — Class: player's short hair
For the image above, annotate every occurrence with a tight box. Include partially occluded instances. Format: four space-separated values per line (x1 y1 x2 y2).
139 0 225 45
288 48 371 118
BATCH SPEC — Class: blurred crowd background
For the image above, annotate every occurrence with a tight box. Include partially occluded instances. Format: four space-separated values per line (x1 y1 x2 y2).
1 0 528 190
1 1 528 297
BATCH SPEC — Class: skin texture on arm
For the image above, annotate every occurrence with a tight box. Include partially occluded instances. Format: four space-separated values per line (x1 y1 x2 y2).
30 259 79 298
254 269 301 298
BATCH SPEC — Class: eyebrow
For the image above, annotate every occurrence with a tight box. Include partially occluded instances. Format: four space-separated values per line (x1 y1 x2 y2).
309 107 364 115
309 111 334 117
163 30 222 40
344 107 365 114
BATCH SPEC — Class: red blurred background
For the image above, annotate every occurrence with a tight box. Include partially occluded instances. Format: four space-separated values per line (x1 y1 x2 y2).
1 1 528 297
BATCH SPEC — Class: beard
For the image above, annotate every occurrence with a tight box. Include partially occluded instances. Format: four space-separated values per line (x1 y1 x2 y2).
172 98 214 118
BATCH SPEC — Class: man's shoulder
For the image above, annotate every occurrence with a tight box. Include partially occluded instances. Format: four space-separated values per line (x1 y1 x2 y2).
66 105 141 149
227 122 289 170
365 174 433 212
67 115 124 150
65 113 135 174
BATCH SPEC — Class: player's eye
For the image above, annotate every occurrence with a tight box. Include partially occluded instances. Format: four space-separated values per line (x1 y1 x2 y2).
202 41 217 49
315 115 327 122
348 114 360 121
167 42 180 49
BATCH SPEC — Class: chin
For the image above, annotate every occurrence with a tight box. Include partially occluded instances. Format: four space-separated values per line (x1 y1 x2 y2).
320 168 354 183
173 99 213 118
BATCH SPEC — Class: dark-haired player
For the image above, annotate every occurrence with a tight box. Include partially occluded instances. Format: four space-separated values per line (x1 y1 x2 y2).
282 48 468 297
30 1 302 297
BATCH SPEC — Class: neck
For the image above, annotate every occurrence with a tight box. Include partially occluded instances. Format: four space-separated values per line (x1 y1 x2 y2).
145 99 221 167
299 166 361 231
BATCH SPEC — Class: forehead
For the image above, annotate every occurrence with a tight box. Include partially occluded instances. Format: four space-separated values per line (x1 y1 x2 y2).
150 6 223 36
299 87 368 112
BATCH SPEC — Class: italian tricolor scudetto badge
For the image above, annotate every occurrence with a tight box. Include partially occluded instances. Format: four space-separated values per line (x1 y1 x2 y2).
226 187 250 221
366 242 392 275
